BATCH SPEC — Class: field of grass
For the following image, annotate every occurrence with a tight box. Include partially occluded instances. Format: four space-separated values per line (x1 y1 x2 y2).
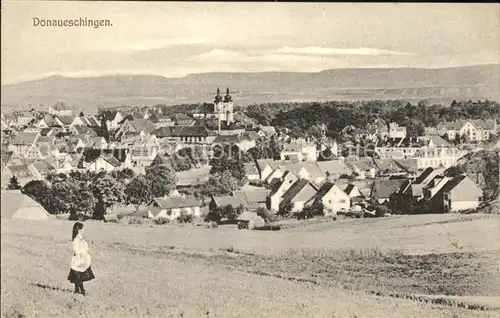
2 213 500 317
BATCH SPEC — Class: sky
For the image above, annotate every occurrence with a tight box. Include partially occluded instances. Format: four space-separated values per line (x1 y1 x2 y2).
1 2 499 84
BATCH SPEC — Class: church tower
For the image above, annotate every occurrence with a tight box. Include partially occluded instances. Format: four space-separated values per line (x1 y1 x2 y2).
223 87 234 125
213 87 234 127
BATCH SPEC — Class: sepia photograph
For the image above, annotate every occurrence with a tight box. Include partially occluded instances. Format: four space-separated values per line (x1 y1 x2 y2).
1 1 499 317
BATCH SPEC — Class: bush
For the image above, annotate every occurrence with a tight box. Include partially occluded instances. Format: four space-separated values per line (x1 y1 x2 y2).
154 217 171 225
206 221 218 228
127 216 145 225
256 207 273 222
254 224 281 231
177 213 193 224
375 205 390 217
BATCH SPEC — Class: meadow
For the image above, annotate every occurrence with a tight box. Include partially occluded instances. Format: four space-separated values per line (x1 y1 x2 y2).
2 213 500 317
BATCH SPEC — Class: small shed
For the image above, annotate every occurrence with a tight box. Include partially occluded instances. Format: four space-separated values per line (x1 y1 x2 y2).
1 190 50 220
236 211 265 229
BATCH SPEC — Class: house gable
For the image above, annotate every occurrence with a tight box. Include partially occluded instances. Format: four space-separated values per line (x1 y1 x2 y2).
448 177 483 202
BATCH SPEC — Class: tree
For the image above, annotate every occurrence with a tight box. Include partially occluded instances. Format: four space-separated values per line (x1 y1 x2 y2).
7 176 21 190
21 180 52 211
100 116 110 142
375 205 390 217
201 170 239 196
50 180 96 219
278 201 294 216
256 207 273 222
209 155 246 181
125 175 153 205
145 163 177 197
90 174 126 219
79 111 85 117
445 165 465 177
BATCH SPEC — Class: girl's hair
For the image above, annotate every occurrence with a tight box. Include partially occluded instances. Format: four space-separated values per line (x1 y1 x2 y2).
72 222 84 241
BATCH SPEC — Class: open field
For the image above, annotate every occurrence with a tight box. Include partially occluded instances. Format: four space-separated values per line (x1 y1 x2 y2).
2 214 500 317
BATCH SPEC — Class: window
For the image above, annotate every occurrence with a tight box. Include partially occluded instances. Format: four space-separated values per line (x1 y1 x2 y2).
339 199 346 203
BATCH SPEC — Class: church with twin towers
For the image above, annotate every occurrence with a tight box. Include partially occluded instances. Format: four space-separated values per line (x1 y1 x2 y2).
193 87 234 126
213 87 234 125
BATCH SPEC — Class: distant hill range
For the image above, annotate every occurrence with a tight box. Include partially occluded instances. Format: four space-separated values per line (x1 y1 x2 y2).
2 64 499 112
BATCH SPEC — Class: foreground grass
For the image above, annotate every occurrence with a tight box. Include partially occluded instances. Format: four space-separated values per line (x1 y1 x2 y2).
2 215 499 317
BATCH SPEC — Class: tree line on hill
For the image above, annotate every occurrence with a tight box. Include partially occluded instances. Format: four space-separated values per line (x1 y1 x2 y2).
244 99 500 139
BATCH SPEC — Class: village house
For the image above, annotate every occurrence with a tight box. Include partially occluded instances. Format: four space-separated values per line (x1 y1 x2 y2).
280 139 317 162
258 126 277 136
210 195 247 212
53 115 76 130
100 109 126 131
344 183 366 205
232 189 270 210
1 164 36 188
279 179 318 213
27 161 57 180
267 171 299 211
243 163 260 181
70 125 98 137
171 113 196 126
12 111 35 128
374 158 409 177
122 134 160 166
70 115 101 129
370 179 408 204
212 133 257 152
255 159 281 182
84 136 108 150
8 132 40 159
48 102 73 117
398 167 445 202
420 174 483 213
374 137 429 160
149 113 175 129
412 147 469 170
430 119 498 142
79 148 132 172
35 115 59 129
309 182 350 214
388 122 408 139
344 159 377 179
115 118 156 141
317 137 339 159
316 160 353 180
154 126 217 145
365 118 389 141
147 193 201 220
1 112 15 130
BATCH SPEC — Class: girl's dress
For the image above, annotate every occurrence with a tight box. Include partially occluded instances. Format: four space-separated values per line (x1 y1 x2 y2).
67 234 95 283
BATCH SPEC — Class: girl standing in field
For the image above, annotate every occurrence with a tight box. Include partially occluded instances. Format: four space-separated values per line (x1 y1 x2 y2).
68 222 95 295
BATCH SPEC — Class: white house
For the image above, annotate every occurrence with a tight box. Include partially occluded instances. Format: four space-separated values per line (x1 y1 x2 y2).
434 119 497 142
280 140 317 162
267 171 299 211
101 110 126 131
279 179 318 213
309 182 350 214
49 102 73 117
388 122 407 139
412 147 468 170
71 115 100 128
147 194 201 220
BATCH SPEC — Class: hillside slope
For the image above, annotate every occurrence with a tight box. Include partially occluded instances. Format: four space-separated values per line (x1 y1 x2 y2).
1 64 499 111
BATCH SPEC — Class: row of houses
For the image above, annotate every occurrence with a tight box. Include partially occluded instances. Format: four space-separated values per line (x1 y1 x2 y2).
425 119 497 142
